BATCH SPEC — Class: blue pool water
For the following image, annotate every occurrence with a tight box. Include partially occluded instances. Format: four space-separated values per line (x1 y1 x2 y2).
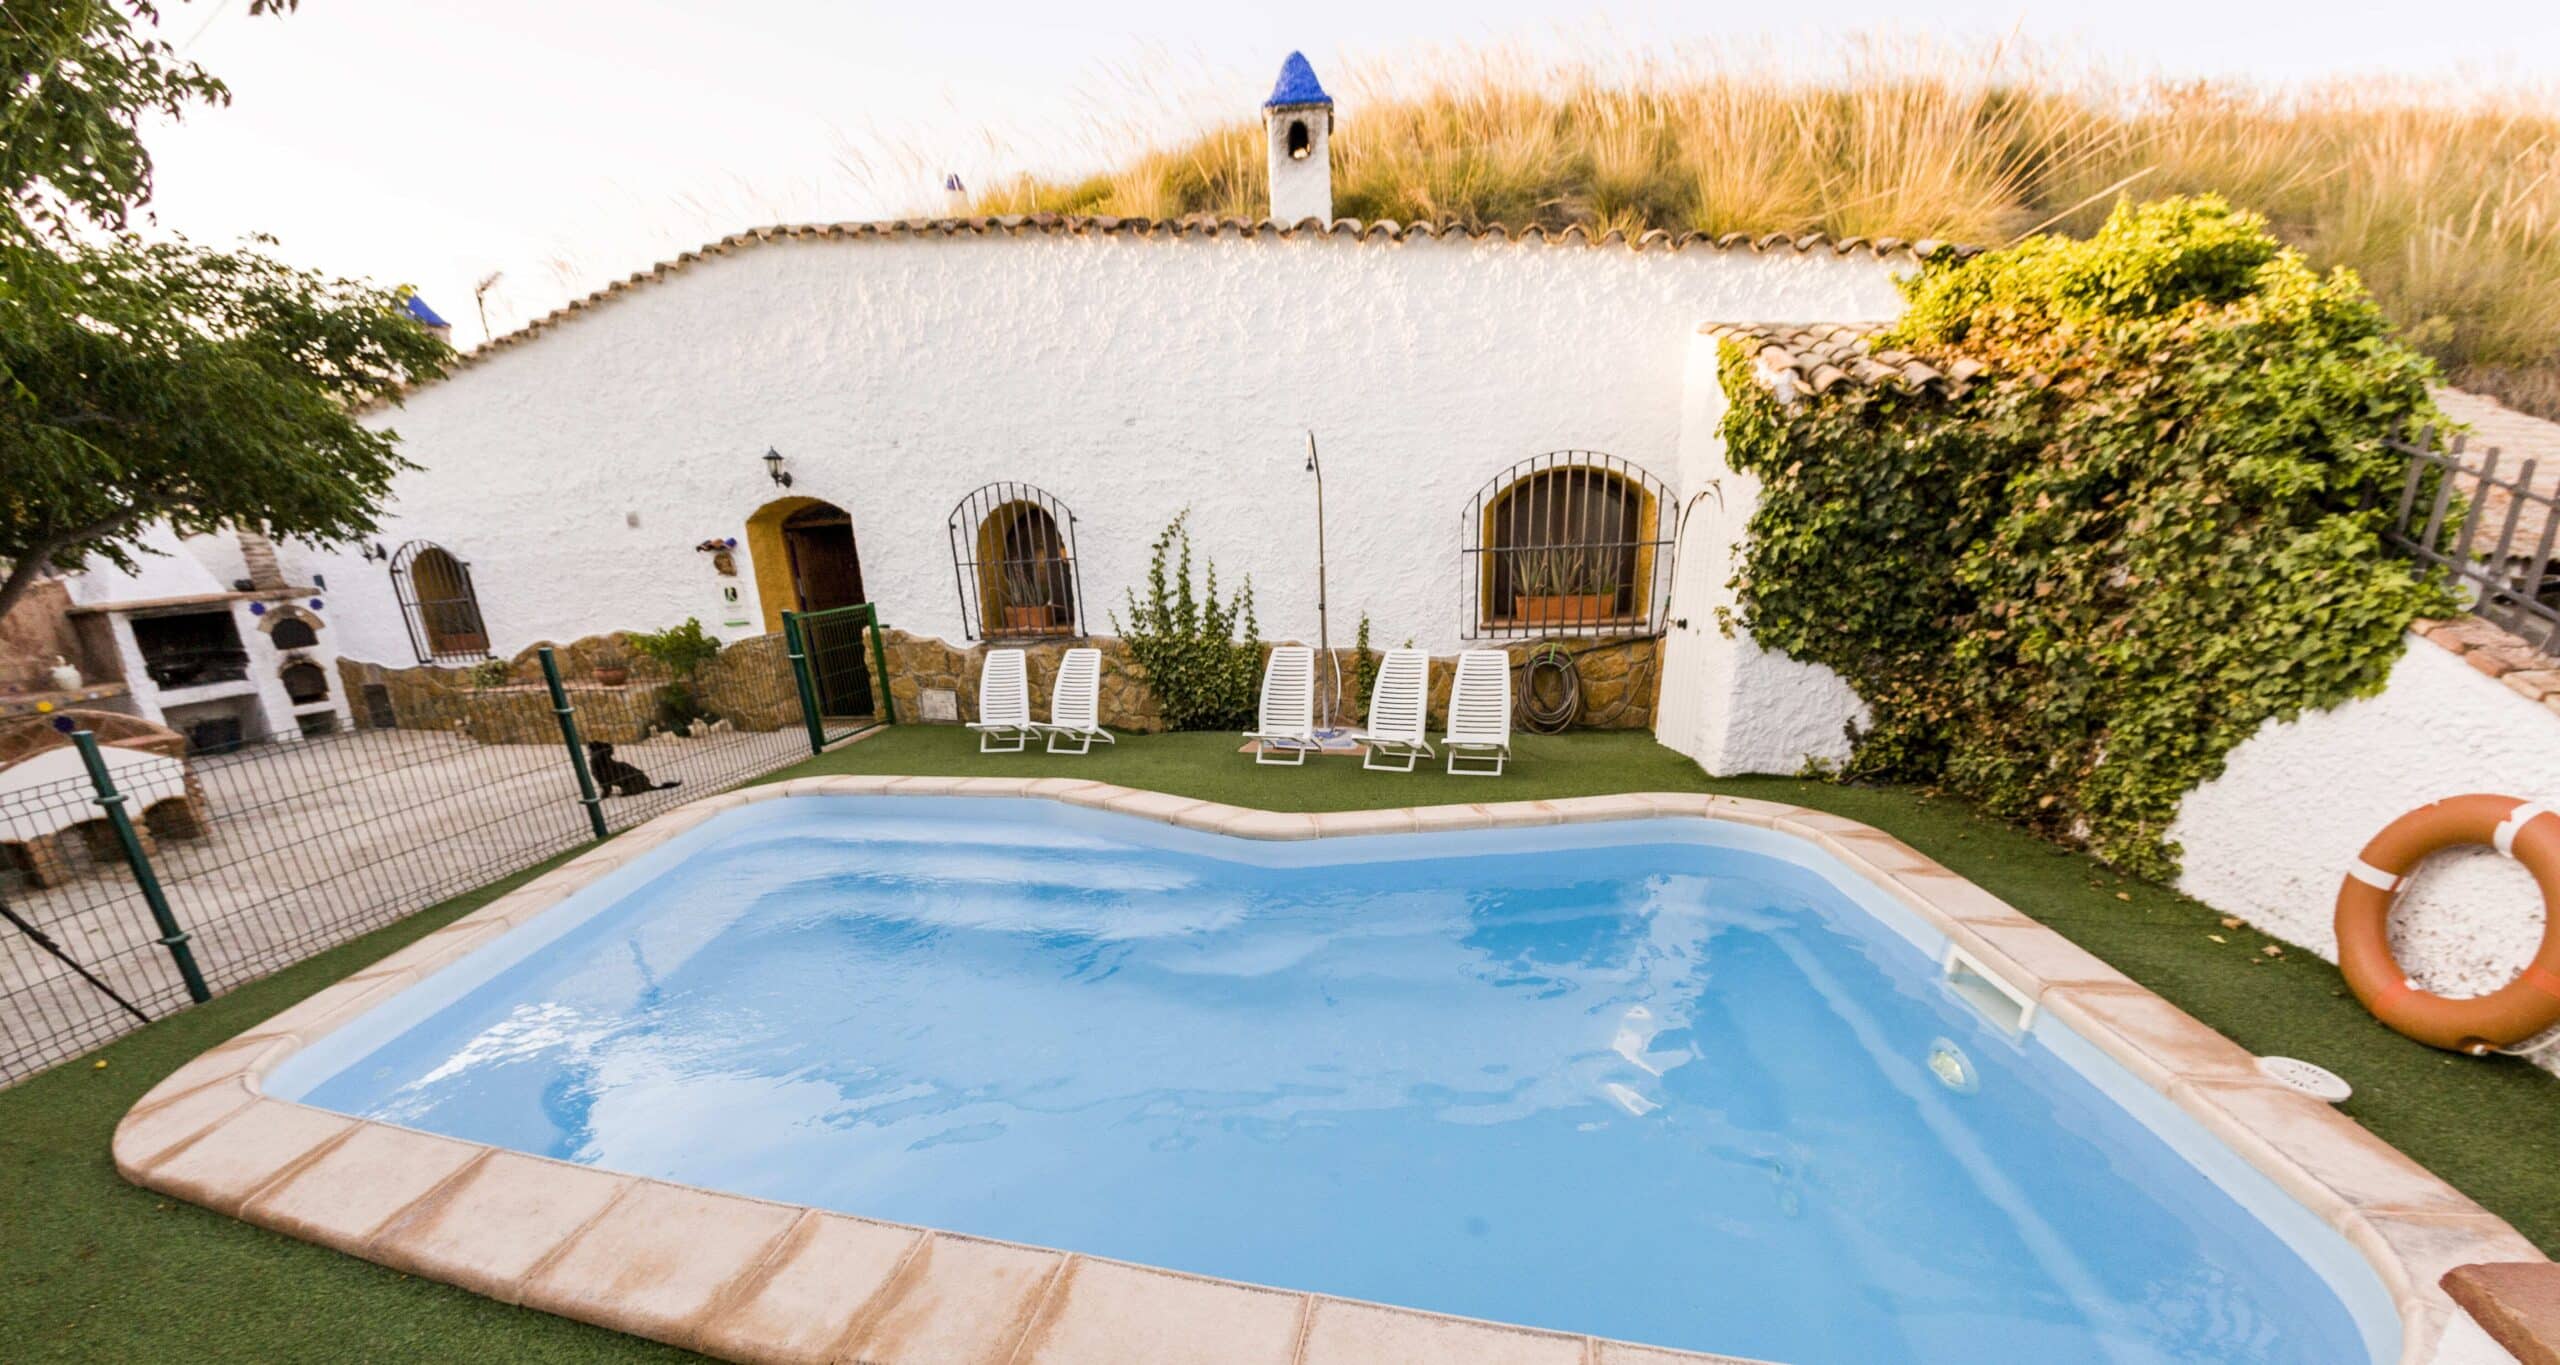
271 797 2391 1364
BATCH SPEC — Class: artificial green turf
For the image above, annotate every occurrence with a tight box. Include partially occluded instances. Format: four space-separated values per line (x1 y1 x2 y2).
1 854 701 1363
4 728 2552 1362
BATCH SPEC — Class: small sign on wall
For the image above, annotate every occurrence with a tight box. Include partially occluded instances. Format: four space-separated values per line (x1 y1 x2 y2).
715 582 753 631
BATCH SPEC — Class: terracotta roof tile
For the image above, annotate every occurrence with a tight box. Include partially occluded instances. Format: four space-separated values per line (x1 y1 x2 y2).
1704 321 1983 399
376 216 1975 407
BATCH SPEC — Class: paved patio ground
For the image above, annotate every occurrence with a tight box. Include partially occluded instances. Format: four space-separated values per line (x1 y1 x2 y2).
1 724 811 1084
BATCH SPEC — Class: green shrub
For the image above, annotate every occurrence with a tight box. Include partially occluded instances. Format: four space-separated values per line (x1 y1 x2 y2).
629 618 724 734
1725 196 2456 878
628 618 721 677
1351 613 1379 712
1113 513 1262 730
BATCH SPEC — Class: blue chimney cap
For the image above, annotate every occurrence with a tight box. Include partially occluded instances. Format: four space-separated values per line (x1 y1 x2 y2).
1265 51 1332 109
402 293 450 328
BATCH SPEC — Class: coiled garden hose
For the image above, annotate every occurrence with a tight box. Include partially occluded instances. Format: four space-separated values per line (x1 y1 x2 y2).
1515 638 1661 734
1518 643 1584 734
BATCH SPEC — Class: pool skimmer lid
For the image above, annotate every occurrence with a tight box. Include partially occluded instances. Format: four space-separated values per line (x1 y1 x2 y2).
2256 1056 2351 1103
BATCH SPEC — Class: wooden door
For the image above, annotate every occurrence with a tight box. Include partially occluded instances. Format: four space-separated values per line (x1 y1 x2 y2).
782 505 873 715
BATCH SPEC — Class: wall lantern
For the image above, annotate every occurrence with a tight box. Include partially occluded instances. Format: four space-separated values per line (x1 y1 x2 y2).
763 447 794 489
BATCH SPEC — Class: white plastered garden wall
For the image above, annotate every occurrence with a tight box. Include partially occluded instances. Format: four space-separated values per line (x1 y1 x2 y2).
314 231 1903 667
1653 330 1871 776
2172 638 2560 1068
303 221 2560 1080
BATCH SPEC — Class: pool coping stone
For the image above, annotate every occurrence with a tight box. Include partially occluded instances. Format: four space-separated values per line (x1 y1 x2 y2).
112 775 2551 1365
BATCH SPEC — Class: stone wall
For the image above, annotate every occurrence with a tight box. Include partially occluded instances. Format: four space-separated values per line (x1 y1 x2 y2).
881 631 1166 733
0 578 98 693
1433 636 1660 731
337 629 803 745
877 628 1658 732
342 623 1660 742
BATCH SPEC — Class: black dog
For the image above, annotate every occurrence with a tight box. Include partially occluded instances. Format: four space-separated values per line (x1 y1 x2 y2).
588 741 680 797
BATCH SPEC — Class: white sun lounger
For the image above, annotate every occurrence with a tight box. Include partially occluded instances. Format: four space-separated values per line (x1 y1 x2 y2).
966 648 1037 753
1245 643 1319 765
1349 646 1434 772
1443 649 1513 776
1035 646 1116 755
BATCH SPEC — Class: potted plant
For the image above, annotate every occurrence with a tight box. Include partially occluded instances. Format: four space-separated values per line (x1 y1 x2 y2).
999 562 1059 634
1513 547 1614 627
593 642 630 687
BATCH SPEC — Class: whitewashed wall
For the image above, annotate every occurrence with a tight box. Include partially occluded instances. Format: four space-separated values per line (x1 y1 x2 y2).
312 231 1903 667
1653 332 1869 775
2171 638 2560 1064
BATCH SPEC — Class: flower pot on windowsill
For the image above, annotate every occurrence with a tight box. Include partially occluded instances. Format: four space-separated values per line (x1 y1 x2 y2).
1516 595 1612 628
1001 605 1062 634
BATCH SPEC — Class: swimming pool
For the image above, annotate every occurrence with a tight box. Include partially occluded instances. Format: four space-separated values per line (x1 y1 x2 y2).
255 793 2397 1364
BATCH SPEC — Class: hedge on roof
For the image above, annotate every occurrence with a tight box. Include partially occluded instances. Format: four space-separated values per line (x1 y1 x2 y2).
1720 196 2457 878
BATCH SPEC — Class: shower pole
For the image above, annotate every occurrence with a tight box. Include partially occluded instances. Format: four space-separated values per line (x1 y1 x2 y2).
1306 430 1340 731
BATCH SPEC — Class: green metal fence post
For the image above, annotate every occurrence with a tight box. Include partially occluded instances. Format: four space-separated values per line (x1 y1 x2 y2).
782 610 828 755
539 647 610 840
72 730 210 1004
864 604 898 726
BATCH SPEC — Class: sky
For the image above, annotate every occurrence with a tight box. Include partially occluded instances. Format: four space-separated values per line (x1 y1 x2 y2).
133 0 2560 347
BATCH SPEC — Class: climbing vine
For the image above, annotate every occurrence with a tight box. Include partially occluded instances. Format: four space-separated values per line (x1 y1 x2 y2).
1724 196 2456 878
1114 512 1264 730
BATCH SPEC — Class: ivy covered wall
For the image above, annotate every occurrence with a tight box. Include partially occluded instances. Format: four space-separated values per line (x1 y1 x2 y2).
1722 197 2455 878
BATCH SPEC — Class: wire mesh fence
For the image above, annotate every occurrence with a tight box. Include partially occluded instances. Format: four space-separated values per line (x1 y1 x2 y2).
1 768 196 1076
0 627 879 1086
589 631 836 834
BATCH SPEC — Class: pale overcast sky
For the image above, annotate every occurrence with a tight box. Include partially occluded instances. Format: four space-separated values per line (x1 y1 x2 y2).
134 0 2560 347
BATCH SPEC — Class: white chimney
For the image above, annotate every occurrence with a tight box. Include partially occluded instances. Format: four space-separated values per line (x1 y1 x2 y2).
1263 52 1335 225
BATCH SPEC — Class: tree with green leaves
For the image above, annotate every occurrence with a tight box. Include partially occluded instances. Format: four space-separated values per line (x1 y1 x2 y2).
0 0 450 620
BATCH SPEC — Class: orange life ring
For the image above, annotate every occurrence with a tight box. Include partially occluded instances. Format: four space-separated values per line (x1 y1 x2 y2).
2334 793 2560 1055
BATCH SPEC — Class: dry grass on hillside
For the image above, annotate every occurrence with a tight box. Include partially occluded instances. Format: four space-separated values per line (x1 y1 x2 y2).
971 45 2560 417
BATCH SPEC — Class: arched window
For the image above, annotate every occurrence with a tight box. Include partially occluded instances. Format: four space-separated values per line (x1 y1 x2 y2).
1463 452 1674 638
948 484 1082 640
389 540 491 663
